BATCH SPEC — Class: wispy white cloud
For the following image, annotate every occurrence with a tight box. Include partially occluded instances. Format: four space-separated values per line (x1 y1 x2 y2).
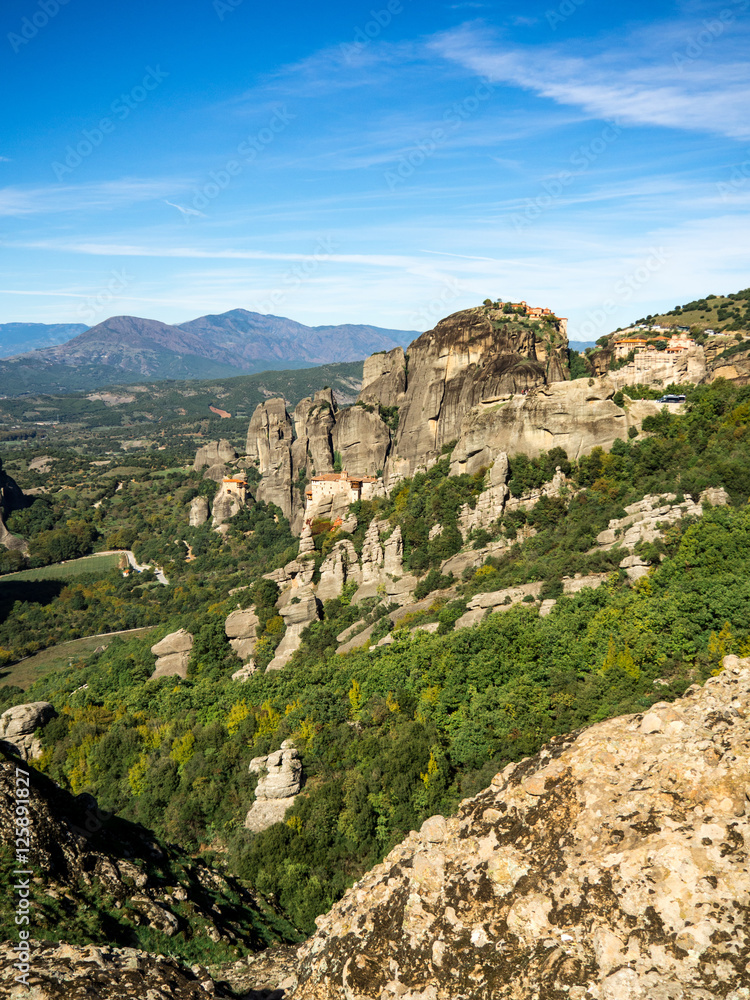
430 23 750 140
164 200 207 220
0 178 191 217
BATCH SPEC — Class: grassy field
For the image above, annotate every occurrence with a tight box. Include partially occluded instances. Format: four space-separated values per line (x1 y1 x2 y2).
0 626 157 689
0 551 124 583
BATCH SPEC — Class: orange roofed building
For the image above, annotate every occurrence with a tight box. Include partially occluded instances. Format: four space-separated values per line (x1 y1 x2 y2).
306 470 379 507
222 475 248 502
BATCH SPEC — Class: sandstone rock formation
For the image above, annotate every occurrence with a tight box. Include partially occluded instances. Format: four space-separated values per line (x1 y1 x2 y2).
333 405 390 478
0 458 29 554
596 489 729 554
246 398 297 521
317 539 361 602
290 658 750 999
193 439 237 472
0 749 292 995
358 346 406 407
450 378 661 469
210 476 248 529
188 495 210 526
150 629 193 680
386 308 568 481
351 520 417 606
225 606 260 664
267 587 321 671
0 701 56 759
292 389 337 477
245 740 303 832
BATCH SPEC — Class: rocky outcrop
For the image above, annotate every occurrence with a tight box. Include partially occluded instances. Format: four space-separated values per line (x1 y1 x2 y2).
290 658 750 999
333 405 391 478
245 740 303 832
358 346 406 407
266 587 321 671
292 389 337 477
0 943 239 1000
193 439 237 472
246 398 297 521
225 606 260 665
596 489 730 553
211 477 248 529
188 495 210 526
150 630 193 680
0 749 295 989
0 457 28 554
450 377 661 468
0 701 56 759
351 520 416 606
386 308 568 481
317 540 361 603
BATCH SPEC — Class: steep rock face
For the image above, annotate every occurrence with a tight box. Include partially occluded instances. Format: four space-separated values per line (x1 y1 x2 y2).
290 658 750 1000
0 458 28 554
246 398 297 521
225 606 260 664
245 740 303 833
150 630 193 680
188 495 210 526
267 587 321 671
451 378 661 464
333 406 391 477
317 540 361 603
386 309 568 481
292 389 337 477
358 347 407 407
0 749 296 988
210 479 248 529
0 701 56 760
193 439 237 472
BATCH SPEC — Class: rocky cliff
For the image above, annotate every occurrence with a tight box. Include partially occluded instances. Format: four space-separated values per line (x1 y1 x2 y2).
385 307 569 481
288 657 750 1000
0 748 298 978
0 458 28 554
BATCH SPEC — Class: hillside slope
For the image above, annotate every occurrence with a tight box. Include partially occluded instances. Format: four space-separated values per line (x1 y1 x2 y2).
0 310 418 395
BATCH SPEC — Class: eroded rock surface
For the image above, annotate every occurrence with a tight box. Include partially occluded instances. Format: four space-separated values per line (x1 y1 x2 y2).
0 701 56 759
150 629 193 680
386 308 568 481
245 741 303 833
194 439 238 472
290 658 750 1000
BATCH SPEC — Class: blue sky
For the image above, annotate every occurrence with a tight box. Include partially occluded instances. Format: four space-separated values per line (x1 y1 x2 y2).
1 0 749 340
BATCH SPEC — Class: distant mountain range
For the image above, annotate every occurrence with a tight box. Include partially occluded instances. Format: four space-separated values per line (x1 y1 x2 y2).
0 322 89 358
0 310 419 396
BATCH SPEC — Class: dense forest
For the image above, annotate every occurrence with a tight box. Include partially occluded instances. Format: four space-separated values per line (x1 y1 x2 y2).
0 378 748 945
